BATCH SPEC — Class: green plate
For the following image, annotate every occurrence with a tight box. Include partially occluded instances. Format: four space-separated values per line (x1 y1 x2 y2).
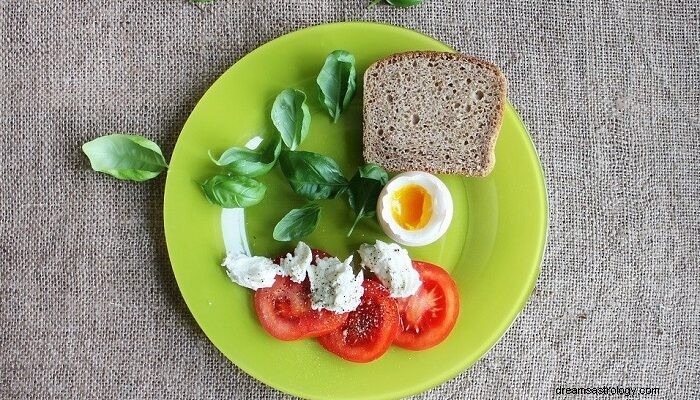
164 22 547 400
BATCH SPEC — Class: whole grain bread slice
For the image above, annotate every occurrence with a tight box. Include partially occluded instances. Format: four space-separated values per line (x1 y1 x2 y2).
362 51 507 177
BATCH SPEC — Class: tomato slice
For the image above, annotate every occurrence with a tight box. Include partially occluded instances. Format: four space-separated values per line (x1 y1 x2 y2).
317 280 400 363
394 261 460 350
253 249 348 341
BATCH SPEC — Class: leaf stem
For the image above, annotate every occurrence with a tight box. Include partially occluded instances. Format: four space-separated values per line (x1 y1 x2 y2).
347 214 362 237
207 149 218 164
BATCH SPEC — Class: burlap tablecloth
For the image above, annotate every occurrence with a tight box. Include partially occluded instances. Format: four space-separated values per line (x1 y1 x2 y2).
1 1 698 398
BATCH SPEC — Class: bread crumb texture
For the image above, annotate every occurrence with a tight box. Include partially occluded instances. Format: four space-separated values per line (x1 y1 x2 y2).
362 51 507 177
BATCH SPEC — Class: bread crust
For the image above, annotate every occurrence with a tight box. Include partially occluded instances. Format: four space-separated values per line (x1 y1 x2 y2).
362 51 507 177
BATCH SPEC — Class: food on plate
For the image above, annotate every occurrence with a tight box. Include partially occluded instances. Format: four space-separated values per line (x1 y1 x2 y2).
255 249 349 340
317 280 400 363
221 252 279 290
358 240 422 298
271 88 311 151
394 261 460 350
307 255 364 313
212 49 481 363
278 241 313 283
346 163 389 236
273 203 322 242
376 171 453 246
278 150 349 201
274 158 389 241
201 174 267 208
255 276 349 340
316 50 357 122
200 50 393 240
222 238 460 361
208 135 282 178
362 51 507 177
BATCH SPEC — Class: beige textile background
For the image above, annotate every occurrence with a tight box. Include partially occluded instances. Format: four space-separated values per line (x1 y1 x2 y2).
1 1 698 399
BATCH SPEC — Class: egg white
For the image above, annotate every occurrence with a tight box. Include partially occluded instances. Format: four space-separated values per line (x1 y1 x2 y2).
377 171 454 247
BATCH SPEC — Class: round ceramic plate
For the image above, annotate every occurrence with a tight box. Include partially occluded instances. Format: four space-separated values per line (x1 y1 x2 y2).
164 22 547 400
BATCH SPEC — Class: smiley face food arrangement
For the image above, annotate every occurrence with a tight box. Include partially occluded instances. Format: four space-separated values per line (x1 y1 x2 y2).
207 50 506 362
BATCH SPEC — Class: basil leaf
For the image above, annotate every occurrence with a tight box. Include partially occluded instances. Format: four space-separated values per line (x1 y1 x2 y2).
201 175 266 208
386 0 423 6
356 163 388 184
316 50 357 123
346 164 388 236
273 203 322 241
82 134 168 182
279 150 349 200
271 89 311 150
208 136 281 177
369 0 422 6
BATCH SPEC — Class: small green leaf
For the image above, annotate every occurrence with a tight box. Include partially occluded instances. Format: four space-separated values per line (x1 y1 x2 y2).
346 164 388 236
82 134 168 182
316 50 357 122
271 89 311 150
279 150 349 200
273 203 322 241
208 136 281 177
209 147 257 167
357 163 388 184
201 175 266 208
386 0 423 6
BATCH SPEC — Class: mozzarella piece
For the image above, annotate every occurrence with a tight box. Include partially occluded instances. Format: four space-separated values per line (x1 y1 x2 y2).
358 240 421 298
278 241 312 283
221 252 278 290
308 256 364 313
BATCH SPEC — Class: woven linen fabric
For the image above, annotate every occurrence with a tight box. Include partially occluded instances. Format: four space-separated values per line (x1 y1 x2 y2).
1 0 698 399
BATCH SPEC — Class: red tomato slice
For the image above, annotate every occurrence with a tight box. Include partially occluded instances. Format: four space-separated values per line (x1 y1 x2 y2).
317 280 400 363
253 249 347 341
394 261 460 350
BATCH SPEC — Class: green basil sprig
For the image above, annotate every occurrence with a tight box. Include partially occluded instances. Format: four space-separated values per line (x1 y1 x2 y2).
370 0 423 6
271 89 311 150
346 163 389 236
82 134 168 182
273 203 322 241
201 175 266 208
279 150 349 200
208 136 281 177
388 0 423 6
316 50 357 123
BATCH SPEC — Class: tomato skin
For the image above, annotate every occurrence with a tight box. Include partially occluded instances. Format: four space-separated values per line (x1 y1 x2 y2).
317 280 400 363
253 249 347 341
394 261 460 350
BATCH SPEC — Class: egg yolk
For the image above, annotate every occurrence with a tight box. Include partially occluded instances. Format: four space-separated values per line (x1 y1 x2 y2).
390 184 433 230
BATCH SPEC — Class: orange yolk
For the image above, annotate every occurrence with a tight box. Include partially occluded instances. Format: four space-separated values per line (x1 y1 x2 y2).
390 184 433 230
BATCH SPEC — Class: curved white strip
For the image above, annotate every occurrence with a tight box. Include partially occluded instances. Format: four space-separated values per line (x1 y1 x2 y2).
221 208 251 256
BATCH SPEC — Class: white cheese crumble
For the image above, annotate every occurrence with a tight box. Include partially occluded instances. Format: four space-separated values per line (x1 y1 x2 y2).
308 256 364 313
222 240 422 313
278 241 312 283
358 240 421 298
221 252 278 290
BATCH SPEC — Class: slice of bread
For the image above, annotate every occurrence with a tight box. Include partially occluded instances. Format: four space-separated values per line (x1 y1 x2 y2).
362 51 507 177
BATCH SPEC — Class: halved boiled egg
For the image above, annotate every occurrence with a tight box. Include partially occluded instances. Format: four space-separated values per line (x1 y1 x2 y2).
377 171 454 247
